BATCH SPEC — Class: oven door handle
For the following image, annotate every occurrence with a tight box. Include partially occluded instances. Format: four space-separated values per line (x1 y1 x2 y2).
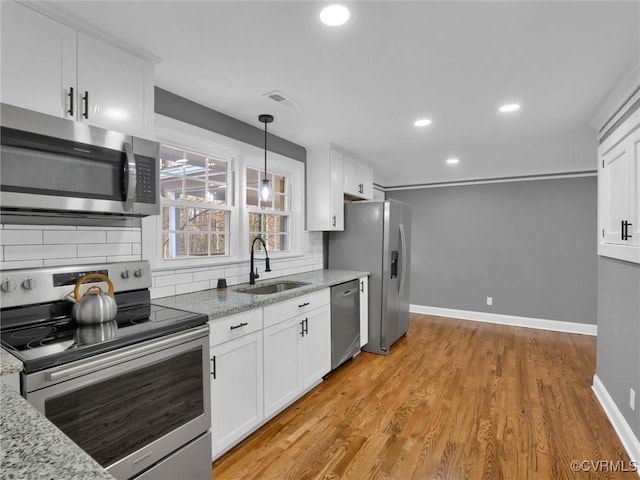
123 142 137 212
47 326 208 382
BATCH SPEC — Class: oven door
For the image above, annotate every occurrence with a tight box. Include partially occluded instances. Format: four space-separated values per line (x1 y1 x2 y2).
24 326 210 480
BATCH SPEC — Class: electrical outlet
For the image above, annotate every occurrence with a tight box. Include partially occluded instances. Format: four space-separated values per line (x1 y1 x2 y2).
631 388 636 411
486 297 493 306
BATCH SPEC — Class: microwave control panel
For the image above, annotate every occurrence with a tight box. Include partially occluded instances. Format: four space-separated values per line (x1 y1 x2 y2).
135 155 156 204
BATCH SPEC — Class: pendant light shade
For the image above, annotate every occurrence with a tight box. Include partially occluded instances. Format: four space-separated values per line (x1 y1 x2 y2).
259 114 274 202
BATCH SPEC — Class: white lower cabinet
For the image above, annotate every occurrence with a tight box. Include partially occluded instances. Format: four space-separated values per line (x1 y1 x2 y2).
263 316 304 417
209 288 333 458
209 311 264 459
301 304 331 389
263 303 331 417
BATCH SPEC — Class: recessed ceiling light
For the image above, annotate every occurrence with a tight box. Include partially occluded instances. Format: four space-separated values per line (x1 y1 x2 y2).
414 118 432 127
446 158 459 165
499 103 520 113
320 4 350 26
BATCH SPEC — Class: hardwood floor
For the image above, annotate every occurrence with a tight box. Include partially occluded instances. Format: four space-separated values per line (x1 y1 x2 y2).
212 314 635 479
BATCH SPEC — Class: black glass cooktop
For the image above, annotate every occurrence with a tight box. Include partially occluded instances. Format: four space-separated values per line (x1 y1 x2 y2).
1 303 207 373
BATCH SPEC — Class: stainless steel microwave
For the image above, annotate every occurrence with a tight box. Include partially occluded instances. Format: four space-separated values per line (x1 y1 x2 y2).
0 104 160 223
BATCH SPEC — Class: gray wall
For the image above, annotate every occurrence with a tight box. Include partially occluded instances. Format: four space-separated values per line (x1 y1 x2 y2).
155 87 306 163
387 176 597 324
597 257 640 438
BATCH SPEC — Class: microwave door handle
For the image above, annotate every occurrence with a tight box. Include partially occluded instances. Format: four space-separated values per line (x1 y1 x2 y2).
123 142 137 211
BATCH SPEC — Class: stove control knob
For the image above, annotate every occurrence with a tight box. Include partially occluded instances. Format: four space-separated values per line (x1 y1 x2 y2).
1 279 17 293
21 278 37 290
121 270 130 279
133 268 143 278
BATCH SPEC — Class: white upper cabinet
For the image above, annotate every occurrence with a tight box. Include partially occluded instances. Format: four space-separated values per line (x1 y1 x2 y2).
343 153 374 200
306 144 345 231
598 97 640 264
306 144 375 231
1 1 76 118
77 33 154 136
0 1 155 138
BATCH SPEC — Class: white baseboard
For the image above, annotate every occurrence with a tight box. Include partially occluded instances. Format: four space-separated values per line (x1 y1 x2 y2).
410 304 597 336
592 375 640 470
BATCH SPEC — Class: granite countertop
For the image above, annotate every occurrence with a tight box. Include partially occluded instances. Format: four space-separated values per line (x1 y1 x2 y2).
153 269 369 320
0 349 23 376
0 383 115 480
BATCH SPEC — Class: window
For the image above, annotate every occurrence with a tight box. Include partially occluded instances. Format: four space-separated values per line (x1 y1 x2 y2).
147 114 305 269
246 167 289 253
159 145 230 259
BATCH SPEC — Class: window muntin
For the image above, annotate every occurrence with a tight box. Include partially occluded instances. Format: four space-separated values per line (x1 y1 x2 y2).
160 145 230 259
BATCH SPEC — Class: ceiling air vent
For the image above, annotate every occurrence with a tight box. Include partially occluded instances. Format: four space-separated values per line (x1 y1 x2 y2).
263 90 300 108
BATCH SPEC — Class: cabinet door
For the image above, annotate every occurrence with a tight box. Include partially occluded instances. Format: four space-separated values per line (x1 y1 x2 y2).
344 155 374 200
210 331 264 459
263 317 303 417
330 148 345 230
601 138 632 246
77 33 154 136
0 1 76 119
359 276 369 347
359 162 374 200
301 304 331 389
343 154 361 197
629 127 640 247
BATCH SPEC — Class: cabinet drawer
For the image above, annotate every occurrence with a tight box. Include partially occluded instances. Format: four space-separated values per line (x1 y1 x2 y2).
209 309 262 347
263 289 330 329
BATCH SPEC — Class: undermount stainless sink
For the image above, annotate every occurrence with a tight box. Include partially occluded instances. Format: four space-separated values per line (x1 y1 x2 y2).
236 281 310 295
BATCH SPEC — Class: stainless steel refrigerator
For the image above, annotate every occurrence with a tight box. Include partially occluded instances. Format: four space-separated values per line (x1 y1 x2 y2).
328 199 411 355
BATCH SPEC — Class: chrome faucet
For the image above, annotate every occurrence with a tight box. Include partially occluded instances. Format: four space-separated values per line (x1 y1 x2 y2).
250 237 272 285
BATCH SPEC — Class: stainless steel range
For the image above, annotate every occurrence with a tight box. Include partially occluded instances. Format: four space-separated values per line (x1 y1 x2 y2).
0 261 212 480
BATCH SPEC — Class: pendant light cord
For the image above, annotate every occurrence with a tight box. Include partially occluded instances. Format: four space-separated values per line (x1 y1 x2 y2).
264 120 268 179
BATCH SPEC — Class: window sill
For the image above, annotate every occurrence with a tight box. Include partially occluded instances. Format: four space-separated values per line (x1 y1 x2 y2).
151 251 308 274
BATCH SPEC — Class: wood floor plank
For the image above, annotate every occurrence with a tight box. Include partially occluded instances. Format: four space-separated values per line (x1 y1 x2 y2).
212 314 636 479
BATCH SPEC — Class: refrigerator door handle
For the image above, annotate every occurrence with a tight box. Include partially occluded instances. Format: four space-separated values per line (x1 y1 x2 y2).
399 223 407 297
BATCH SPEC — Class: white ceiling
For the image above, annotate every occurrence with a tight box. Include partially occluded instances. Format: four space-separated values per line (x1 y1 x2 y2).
52 0 639 186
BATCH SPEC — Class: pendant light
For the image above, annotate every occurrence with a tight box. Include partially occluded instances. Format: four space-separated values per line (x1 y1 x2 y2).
259 114 274 202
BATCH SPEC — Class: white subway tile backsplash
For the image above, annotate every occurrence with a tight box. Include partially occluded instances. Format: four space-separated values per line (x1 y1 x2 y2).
224 266 242 277
0 229 43 245
155 272 193 287
150 285 176 299
0 223 324 301
0 259 44 270
3 224 69 230
44 256 107 267
78 243 131 257
193 268 226 283
4 244 76 261
106 255 142 263
44 230 106 245
175 280 210 295
106 230 141 244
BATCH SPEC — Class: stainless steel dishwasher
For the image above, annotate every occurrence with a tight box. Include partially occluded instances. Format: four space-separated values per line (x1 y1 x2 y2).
331 279 360 370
